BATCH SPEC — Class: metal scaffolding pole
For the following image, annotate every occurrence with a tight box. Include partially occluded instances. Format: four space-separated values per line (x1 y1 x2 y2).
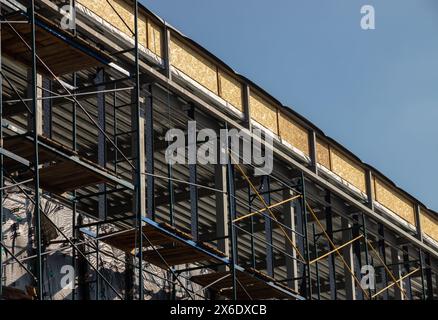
29 0 43 300
300 173 312 299
226 124 238 300
133 0 144 301
0 3 3 298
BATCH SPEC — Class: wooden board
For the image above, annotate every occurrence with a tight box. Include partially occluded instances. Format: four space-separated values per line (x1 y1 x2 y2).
374 178 415 225
278 111 309 155
78 0 163 56
147 20 163 57
316 139 330 169
3 135 65 172
249 91 278 134
170 36 218 94
1 12 108 75
36 161 111 194
218 69 243 111
4 135 112 194
141 247 217 269
330 148 366 193
420 209 438 242
190 269 298 300
99 222 226 269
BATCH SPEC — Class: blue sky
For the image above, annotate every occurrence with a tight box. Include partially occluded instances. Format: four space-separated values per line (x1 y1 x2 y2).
141 0 438 210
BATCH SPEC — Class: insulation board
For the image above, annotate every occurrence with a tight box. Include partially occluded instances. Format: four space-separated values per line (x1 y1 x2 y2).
170 36 219 94
330 148 366 193
218 69 243 111
316 139 331 169
374 178 415 226
420 209 438 242
278 112 309 156
249 91 279 135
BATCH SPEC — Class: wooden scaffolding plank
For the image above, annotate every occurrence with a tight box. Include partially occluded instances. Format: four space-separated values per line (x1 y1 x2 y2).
1 12 111 75
97 221 227 268
3 134 113 193
190 270 298 300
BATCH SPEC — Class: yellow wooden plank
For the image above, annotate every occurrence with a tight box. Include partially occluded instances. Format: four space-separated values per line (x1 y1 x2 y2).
330 148 366 193
375 178 415 225
218 69 243 111
249 91 278 134
278 112 309 155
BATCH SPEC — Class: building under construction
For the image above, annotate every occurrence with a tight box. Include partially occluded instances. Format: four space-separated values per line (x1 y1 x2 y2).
0 0 437 301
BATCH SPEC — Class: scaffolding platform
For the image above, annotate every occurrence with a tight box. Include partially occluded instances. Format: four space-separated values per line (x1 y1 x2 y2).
1 12 111 75
86 218 228 269
4 134 113 194
190 269 301 300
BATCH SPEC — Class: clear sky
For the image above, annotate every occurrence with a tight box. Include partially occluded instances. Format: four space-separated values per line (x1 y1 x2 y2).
141 0 438 210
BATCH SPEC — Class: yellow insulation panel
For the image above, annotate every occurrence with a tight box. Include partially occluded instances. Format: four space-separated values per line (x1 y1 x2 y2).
79 0 136 39
374 178 415 225
78 0 162 56
316 139 330 169
250 92 278 134
147 20 163 57
330 149 366 193
278 112 309 155
218 70 243 111
170 37 218 94
420 210 438 242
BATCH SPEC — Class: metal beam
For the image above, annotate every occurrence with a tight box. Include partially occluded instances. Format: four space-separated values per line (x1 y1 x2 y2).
325 191 337 299
145 84 155 219
215 160 229 267
187 106 199 241
262 175 274 277
341 218 356 300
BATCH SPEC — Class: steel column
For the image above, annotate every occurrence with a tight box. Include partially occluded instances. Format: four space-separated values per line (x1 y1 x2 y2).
325 191 337 299
145 84 155 220
262 175 274 277
283 188 298 292
187 106 199 240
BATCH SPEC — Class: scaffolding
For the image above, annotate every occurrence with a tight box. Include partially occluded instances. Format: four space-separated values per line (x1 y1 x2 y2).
0 0 437 301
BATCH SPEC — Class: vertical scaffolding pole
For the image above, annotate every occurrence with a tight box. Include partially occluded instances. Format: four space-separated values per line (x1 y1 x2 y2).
377 224 389 300
402 246 413 299
133 0 144 300
0 6 3 297
226 123 238 300
262 176 274 277
29 0 43 300
361 213 371 298
325 191 337 299
352 216 363 300
424 253 434 299
299 172 312 299
95 68 106 300
312 224 321 299
247 185 256 269
71 72 77 300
